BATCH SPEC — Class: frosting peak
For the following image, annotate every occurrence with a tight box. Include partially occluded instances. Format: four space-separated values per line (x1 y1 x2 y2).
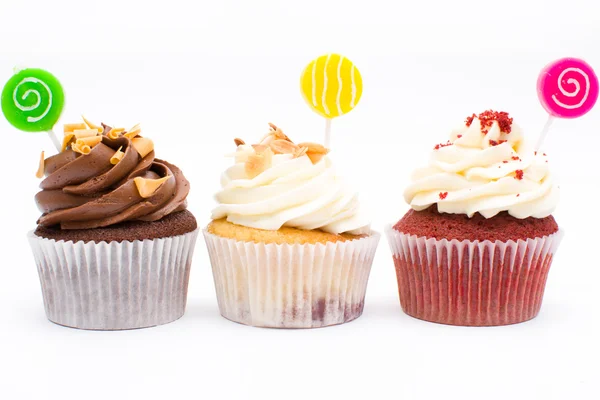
405 111 559 219
211 124 370 235
35 119 190 229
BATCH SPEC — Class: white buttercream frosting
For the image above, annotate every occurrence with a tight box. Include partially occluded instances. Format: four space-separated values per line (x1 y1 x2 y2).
212 144 370 234
404 113 559 219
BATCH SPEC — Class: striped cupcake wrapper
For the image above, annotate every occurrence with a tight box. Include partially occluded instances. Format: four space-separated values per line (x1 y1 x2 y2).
386 227 563 326
203 230 380 328
28 229 198 330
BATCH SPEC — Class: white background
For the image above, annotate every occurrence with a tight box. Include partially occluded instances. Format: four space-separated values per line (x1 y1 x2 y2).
1 1 599 399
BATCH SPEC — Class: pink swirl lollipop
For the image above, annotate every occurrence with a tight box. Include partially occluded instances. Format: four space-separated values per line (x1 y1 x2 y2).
536 58 598 149
537 58 598 118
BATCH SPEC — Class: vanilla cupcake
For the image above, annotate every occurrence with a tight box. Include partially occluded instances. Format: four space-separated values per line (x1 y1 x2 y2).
204 124 379 328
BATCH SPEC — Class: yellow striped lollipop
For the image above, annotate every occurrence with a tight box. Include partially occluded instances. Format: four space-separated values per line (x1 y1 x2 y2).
300 54 363 119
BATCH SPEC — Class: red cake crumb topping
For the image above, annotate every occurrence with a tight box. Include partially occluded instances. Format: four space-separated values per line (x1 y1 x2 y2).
489 139 507 146
511 156 520 161
516 194 520 197
465 113 476 127
434 141 453 150
465 110 513 134
457 134 463 138
439 192 448 200
515 170 524 180
503 160 508 163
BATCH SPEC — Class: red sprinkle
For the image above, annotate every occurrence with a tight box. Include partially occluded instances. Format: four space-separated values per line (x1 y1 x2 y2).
534 151 538 155
502 160 508 163
489 139 507 146
439 192 448 200
465 113 477 127
457 134 463 138
515 170 524 180
516 194 520 197
434 141 453 150
466 110 513 134
511 156 520 161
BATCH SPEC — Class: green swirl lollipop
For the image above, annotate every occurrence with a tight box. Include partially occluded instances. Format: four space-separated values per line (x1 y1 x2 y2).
1 68 64 150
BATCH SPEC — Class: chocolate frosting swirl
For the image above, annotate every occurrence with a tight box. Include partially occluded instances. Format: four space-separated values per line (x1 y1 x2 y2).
35 126 190 229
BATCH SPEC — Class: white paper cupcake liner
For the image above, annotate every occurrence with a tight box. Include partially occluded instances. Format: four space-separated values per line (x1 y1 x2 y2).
28 229 199 330
203 230 380 328
386 226 564 326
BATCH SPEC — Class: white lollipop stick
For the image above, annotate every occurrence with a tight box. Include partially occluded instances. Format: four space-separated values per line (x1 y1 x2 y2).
46 130 61 152
324 118 332 148
535 116 555 151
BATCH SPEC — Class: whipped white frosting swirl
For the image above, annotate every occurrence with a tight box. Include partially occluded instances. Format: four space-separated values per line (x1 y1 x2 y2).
404 116 559 219
212 145 370 234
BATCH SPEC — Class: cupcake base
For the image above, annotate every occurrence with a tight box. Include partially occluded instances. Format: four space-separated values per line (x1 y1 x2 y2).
34 210 198 243
220 299 365 329
387 227 563 326
28 228 199 330
203 229 380 329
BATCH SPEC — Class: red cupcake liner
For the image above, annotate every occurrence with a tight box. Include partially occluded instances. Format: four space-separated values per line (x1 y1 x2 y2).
386 228 563 326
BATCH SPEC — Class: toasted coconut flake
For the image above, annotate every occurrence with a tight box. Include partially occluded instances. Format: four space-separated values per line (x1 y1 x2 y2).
297 142 329 164
36 151 45 179
64 123 86 133
82 116 104 133
245 147 273 178
297 142 328 154
131 137 154 158
110 146 125 165
234 138 245 146
107 127 125 140
306 152 327 164
259 134 275 146
107 131 121 140
73 129 99 139
71 142 92 155
268 122 291 141
252 144 269 153
109 127 125 135
76 135 103 148
124 125 141 139
293 146 308 158
61 133 75 152
270 139 298 154
134 175 170 198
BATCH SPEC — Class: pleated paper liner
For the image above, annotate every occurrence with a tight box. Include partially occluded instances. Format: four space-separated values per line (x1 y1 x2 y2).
28 229 199 330
203 229 380 328
386 227 563 326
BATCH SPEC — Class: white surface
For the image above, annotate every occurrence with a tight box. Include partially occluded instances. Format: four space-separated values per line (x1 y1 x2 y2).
0 1 599 399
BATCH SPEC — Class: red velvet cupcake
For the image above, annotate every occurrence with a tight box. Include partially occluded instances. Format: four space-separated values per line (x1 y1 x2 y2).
386 111 563 326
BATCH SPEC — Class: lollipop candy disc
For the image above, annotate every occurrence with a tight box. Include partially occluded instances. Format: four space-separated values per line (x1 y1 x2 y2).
1 68 65 132
537 58 599 119
300 54 363 119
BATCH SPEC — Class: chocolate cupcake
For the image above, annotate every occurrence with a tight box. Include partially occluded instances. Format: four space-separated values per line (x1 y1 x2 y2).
204 124 379 328
28 119 198 330
386 111 563 326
